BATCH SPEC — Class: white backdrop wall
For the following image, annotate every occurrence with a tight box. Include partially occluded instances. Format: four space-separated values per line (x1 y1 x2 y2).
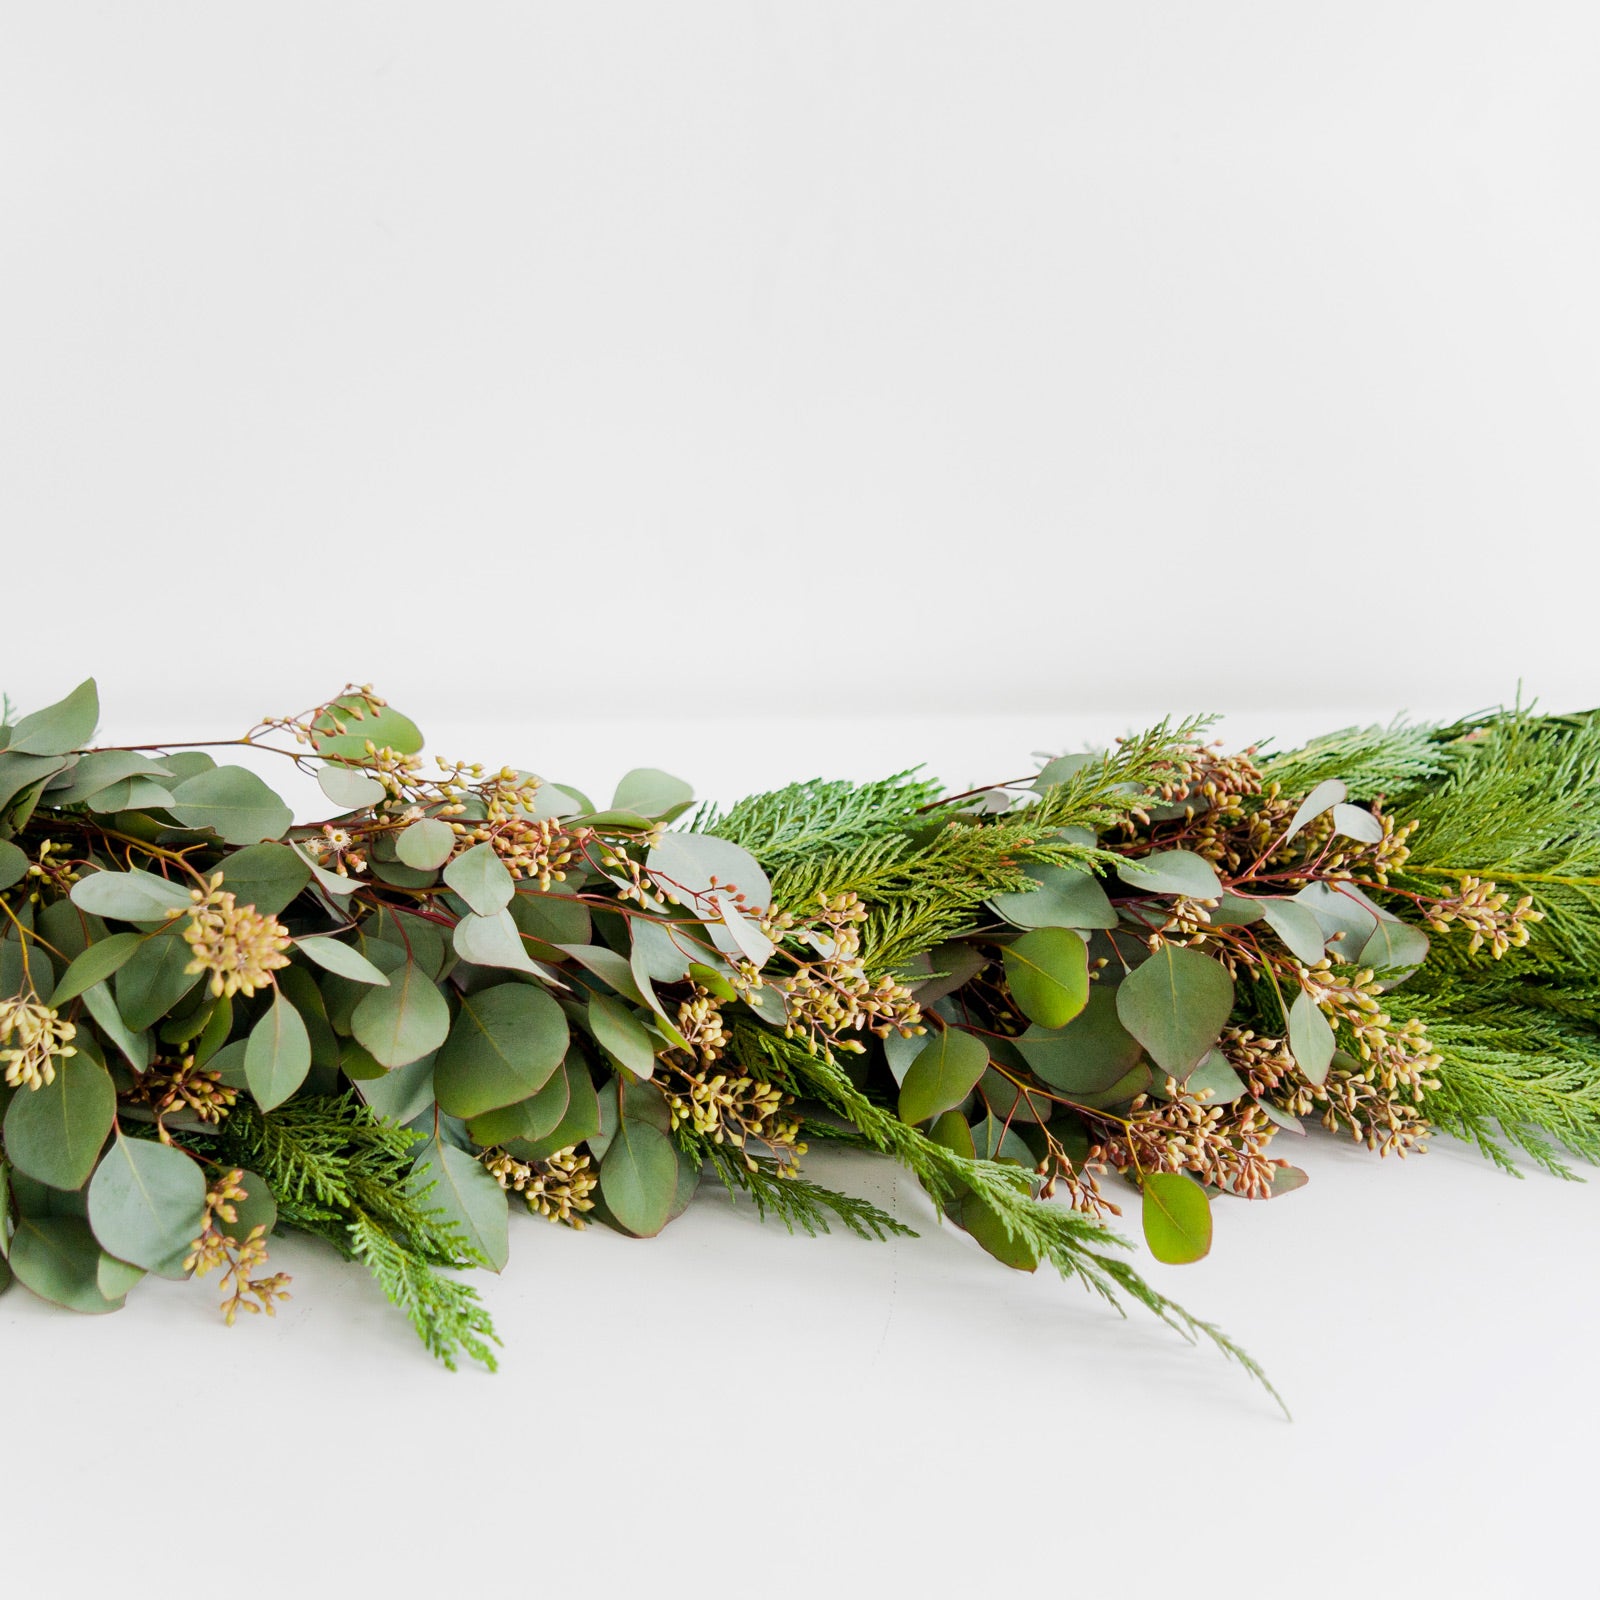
3 4 1598 726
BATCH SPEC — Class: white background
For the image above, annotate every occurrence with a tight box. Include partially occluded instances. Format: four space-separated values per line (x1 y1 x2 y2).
4 6 1599 1596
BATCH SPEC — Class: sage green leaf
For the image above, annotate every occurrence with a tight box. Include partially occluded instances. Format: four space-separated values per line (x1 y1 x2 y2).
513 1059 602 1163
646 832 771 913
991 864 1116 930
397 818 455 870
88 776 175 813
291 843 364 898
245 990 312 1110
80 982 152 1072
443 842 515 916
466 1060 572 1146
898 1027 989 1125
228 1168 278 1242
960 1191 1040 1272
86 1134 206 1276
453 909 556 977
1271 1165 1310 1197
316 763 387 811
8 1216 125 1312
1003 928 1090 1029
612 768 694 818
2 1053 116 1189
310 700 424 762
434 983 568 1118
0 752 68 812
1015 987 1142 1095
510 891 590 949
1141 1171 1212 1264
883 1028 927 1086
980 1066 1049 1123
354 1052 437 1125
970 1112 1036 1166
909 940 987 1006
0 840 27 890
557 943 651 1007
114 931 202 1032
1117 850 1223 899
1034 752 1097 791
215 842 310 917
599 1119 679 1237
71 867 195 921
96 1254 145 1301
1115 943 1234 1077
166 766 293 846
50 932 145 1006
1185 1049 1247 1104
1209 893 1265 926
1287 991 1336 1085
587 993 656 1080
929 1109 976 1161
412 1137 509 1272
7 679 98 756
1358 915 1430 976
1331 802 1384 844
1285 778 1346 842
45 750 172 806
1293 881 1377 954
296 935 391 986
1259 899 1329 965
351 959 451 1069
686 961 737 1003
630 915 693 984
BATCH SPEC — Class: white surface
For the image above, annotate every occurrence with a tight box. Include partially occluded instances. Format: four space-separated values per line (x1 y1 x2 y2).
4 6 1599 1593
5 714 1600 1597
3 4 1600 722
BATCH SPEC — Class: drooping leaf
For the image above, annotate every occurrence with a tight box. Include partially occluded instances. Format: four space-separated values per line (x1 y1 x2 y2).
1115 943 1234 1078
412 1137 509 1272
598 1118 679 1237
165 766 293 846
1141 1171 1213 1264
244 989 312 1110
1358 915 1430 976
452 909 555 977
898 1027 989 1125
1285 778 1347 842
7 679 99 756
79 982 151 1072
990 863 1116 931
296 935 391 986
586 994 656 1080
1287 991 1336 1085
1331 802 1384 844
960 1191 1040 1272
466 1059 572 1147
1002 928 1090 1029
2 1054 117 1189
7 1216 125 1313
1117 850 1223 899
433 983 569 1119
50 932 146 1006
442 843 515 916
70 868 195 922
86 1134 207 1277
350 958 452 1069
1184 1048 1248 1104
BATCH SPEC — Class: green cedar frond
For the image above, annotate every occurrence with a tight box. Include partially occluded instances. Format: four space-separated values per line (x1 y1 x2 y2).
695 1139 915 1241
1260 719 1450 799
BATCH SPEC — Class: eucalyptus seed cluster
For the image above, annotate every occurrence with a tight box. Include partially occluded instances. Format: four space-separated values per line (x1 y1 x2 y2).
125 1054 238 1142
22 838 77 902
177 874 293 998
0 990 76 1091
1419 874 1542 958
661 1062 805 1175
484 1146 598 1225
185 1169 292 1324
1091 1079 1280 1200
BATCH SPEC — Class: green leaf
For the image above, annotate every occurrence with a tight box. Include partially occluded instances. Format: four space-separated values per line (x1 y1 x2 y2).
1015 986 1142 1095
611 768 694 818
79 982 151 1072
96 1254 146 1301
442 842 515 916
1115 943 1234 1078
1287 991 1336 1085
1358 915 1430 976
646 832 771 912
1259 899 1328 965
412 1137 509 1272
586 993 656 1080
114 930 202 1032
316 763 388 810
466 1059 572 1147
397 818 455 870
1002 928 1090 1029
513 1059 602 1163
1184 1049 1247 1104
7 1216 125 1312
310 700 425 762
0 752 68 812
50 932 146 1006
598 1119 679 1237
296 935 391 986
45 750 173 806
86 1134 206 1277
1331 802 1383 844
354 1053 437 1125
244 989 312 1110
215 842 311 917
2 1053 117 1189
7 679 98 756
959 1191 1040 1272
1209 893 1265 926
0 840 27 890
1117 850 1223 899
1141 1171 1213 1264
898 1027 989 1125
166 766 293 846
990 864 1116 930
350 958 452 1069
227 1169 278 1243
452 909 551 976
1285 779 1346 842
433 983 569 1119
70 867 195 921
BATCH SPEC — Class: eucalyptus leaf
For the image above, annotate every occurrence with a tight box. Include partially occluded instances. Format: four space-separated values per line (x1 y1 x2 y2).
412 1137 509 1272
70 868 195 922
2 1053 116 1189
215 842 311 917
598 1119 679 1237
1117 850 1223 899
397 818 456 870
1358 915 1430 976
310 700 425 762
166 766 293 846
991 863 1116 931
244 989 312 1110
114 931 202 1032
1115 943 1234 1078
1015 986 1142 1095
86 1134 207 1278
1259 899 1329 966
7 1216 125 1313
0 840 28 890
434 983 569 1118
586 994 656 1080
7 679 98 756
611 768 694 818
443 843 515 916
351 959 452 1069
898 1027 989 1125
50 932 145 1006
1287 991 1336 1085
296 935 391 986
316 763 388 811
1141 1171 1212 1264
1002 927 1090 1029
1331 802 1384 844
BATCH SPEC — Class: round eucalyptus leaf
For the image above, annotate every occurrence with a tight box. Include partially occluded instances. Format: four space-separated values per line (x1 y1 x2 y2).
114 930 202 1032
1331 802 1384 845
1002 927 1090 1029
166 766 293 846
316 763 388 811
442 843 515 916
351 959 452 1069
87 1134 207 1278
1358 915 1430 977
434 983 569 1119
991 864 1116 931
70 868 195 922
0 840 27 890
8 1216 126 1313
1141 1171 1212 1264
7 678 99 757
1259 899 1329 966
310 700 424 762
611 768 694 819
215 842 311 917
411 1136 509 1272
646 832 772 914
598 1119 679 1237
396 818 456 871
1015 986 1142 1095
244 989 312 1110
3 1053 117 1190
1115 943 1234 1078
1117 850 1223 900
959 1191 1040 1272
898 1027 989 1125
1184 1049 1247 1104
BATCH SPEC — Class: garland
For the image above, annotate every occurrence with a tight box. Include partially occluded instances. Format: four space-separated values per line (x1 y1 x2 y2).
2 681 1596 1404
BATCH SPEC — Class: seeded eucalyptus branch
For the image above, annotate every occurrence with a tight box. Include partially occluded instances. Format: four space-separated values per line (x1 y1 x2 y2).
0 680 1595 1409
